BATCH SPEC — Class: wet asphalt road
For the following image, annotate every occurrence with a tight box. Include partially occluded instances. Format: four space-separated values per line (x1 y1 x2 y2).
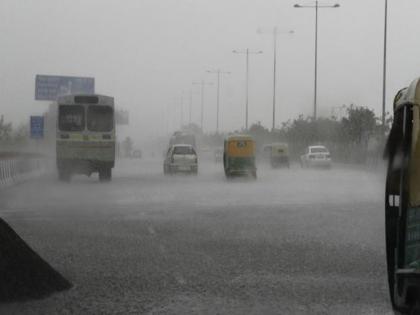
0 158 392 314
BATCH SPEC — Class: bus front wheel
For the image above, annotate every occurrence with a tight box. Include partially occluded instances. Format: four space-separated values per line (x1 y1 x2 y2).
99 168 112 182
58 169 71 182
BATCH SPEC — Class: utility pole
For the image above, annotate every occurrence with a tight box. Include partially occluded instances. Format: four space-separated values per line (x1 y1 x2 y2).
232 49 263 130
294 1 340 120
180 94 184 128
192 80 213 132
258 27 294 130
207 69 230 133
189 89 193 125
382 0 388 127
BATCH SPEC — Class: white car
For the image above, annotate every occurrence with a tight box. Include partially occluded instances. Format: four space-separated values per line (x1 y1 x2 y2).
163 144 198 175
300 145 332 168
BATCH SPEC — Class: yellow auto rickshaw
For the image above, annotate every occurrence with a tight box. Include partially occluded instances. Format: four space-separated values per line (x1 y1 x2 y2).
223 135 256 178
269 143 290 168
385 77 420 313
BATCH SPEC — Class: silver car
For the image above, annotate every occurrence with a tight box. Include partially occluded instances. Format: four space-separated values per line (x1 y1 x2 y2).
163 144 198 175
300 145 332 168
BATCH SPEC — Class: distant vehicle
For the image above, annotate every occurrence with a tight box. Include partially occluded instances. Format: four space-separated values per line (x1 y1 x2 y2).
132 150 142 159
300 145 331 169
56 94 115 182
163 144 198 175
267 143 290 168
223 135 256 178
214 147 223 163
169 131 196 148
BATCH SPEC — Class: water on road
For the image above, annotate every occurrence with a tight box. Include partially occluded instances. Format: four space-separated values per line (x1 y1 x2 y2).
0 158 392 314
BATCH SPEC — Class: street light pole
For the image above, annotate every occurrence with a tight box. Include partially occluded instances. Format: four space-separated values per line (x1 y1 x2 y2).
314 2 318 120
258 28 294 130
294 1 340 120
382 0 388 127
189 89 193 125
246 49 249 130
193 80 213 132
273 32 277 130
180 93 184 128
232 49 263 130
207 69 230 133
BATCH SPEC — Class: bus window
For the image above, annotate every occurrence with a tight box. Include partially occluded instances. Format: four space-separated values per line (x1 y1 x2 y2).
59 105 85 131
87 105 113 132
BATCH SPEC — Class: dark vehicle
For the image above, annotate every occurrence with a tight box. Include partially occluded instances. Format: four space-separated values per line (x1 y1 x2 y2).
169 131 196 148
265 143 290 168
132 150 142 159
214 147 223 163
385 77 420 314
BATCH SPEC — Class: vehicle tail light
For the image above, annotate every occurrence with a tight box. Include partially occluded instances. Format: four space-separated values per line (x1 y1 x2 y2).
309 154 315 159
171 156 174 163
326 154 331 158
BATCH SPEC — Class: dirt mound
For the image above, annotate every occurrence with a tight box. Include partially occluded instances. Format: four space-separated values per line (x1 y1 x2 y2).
0 218 72 302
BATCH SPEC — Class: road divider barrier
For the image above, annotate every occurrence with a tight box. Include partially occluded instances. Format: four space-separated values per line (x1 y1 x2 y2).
0 157 45 188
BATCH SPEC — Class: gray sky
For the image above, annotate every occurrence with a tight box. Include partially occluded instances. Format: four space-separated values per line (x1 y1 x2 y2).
1 0 419 142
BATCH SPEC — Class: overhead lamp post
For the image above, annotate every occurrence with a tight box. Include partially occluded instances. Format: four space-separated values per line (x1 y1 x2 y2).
188 89 193 125
258 27 294 130
207 69 230 133
232 49 263 130
179 93 184 128
382 0 388 128
192 80 213 132
294 1 340 120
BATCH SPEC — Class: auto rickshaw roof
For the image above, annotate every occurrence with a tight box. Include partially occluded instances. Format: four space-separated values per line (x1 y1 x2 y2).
394 77 420 110
226 134 254 141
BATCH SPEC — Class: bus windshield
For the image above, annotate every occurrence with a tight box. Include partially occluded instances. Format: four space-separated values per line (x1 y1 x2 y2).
87 105 113 132
59 105 84 131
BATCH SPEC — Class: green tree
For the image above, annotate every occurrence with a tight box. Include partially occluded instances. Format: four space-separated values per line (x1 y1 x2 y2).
0 115 12 140
12 123 29 143
341 105 377 144
248 121 271 152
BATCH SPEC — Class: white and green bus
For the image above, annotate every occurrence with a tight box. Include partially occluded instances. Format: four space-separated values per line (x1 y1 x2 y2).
56 94 115 182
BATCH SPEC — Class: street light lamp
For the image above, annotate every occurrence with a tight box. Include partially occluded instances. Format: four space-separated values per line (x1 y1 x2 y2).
294 1 340 120
258 27 294 130
232 49 263 130
207 69 230 133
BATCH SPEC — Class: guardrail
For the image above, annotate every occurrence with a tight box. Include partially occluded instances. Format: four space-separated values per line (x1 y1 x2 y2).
0 154 46 188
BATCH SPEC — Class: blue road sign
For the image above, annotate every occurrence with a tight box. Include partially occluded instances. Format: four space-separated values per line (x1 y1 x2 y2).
35 75 95 101
30 116 44 139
